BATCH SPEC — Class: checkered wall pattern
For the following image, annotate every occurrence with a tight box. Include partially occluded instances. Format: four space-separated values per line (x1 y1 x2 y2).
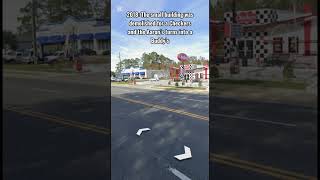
179 64 195 80
224 31 271 65
224 9 278 25
224 9 276 65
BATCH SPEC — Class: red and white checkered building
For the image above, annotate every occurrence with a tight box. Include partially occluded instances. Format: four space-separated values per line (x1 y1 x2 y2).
223 6 317 66
168 64 209 81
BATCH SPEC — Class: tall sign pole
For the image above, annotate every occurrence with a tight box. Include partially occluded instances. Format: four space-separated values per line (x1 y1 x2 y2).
177 53 189 84
32 0 38 64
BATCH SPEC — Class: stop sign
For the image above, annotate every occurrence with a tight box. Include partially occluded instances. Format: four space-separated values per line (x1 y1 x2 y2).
177 53 189 62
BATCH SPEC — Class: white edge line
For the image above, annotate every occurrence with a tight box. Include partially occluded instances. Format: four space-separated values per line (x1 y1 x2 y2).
168 167 192 180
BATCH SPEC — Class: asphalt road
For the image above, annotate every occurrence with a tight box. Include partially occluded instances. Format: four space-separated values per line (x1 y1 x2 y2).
3 74 317 180
3 76 110 180
111 86 317 180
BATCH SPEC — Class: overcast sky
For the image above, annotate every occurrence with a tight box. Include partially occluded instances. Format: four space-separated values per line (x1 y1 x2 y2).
3 0 30 32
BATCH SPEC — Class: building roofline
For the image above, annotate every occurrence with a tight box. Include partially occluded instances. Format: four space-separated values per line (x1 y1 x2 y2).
41 16 108 26
242 14 315 31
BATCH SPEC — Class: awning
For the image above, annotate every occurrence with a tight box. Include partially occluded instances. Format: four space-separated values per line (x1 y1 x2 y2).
37 36 49 44
37 35 65 44
94 32 110 40
78 33 94 40
48 35 66 43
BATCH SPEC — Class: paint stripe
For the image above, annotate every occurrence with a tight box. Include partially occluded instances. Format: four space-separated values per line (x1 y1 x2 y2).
168 167 192 180
210 153 317 180
113 95 209 121
3 107 315 179
4 107 110 135
113 95 297 127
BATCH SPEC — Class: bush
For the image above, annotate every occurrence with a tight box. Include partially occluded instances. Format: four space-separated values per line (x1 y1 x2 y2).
198 81 202 87
283 62 295 80
168 81 171 85
175 82 179 87
182 81 185 86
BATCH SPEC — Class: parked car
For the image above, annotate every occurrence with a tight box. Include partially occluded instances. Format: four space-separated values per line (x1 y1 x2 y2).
111 76 122 82
80 48 97 56
18 50 35 64
3 51 18 63
44 51 65 64
102 50 110 55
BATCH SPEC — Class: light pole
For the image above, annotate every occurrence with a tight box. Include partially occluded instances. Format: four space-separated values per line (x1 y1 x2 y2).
32 0 38 64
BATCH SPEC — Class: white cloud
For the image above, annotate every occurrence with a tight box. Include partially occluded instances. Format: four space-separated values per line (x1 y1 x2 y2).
116 6 124 12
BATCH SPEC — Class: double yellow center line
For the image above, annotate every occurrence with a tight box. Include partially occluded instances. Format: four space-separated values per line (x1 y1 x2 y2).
4 99 317 180
113 96 316 180
4 106 110 135
210 153 317 180
113 95 209 121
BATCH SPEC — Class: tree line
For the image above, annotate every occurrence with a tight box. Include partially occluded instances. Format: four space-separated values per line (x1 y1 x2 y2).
17 0 109 34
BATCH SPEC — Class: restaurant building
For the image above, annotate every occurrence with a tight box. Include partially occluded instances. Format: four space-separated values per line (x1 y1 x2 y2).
36 16 110 57
223 6 317 66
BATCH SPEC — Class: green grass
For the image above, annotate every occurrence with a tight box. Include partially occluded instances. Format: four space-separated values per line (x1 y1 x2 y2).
111 81 128 85
212 79 306 90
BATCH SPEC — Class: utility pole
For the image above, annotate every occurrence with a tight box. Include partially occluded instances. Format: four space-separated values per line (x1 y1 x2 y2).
231 0 240 73
118 52 122 77
32 0 38 64
232 0 236 48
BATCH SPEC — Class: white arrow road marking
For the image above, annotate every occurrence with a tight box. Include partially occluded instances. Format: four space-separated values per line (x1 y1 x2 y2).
174 146 192 160
136 128 151 136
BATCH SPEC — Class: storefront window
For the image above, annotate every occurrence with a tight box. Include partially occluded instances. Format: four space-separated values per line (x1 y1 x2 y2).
238 40 245 58
81 40 94 49
246 40 253 58
289 37 299 53
98 40 108 50
200 73 203 79
273 37 283 53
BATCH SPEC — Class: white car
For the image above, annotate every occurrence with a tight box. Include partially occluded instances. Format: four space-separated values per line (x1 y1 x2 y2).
18 51 34 64
44 51 65 64
3 51 20 63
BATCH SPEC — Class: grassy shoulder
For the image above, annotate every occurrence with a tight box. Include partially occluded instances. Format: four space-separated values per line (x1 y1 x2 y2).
212 79 307 90
111 81 129 85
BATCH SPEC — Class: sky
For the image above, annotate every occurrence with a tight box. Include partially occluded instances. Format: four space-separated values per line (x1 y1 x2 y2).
3 0 30 32
111 0 209 71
